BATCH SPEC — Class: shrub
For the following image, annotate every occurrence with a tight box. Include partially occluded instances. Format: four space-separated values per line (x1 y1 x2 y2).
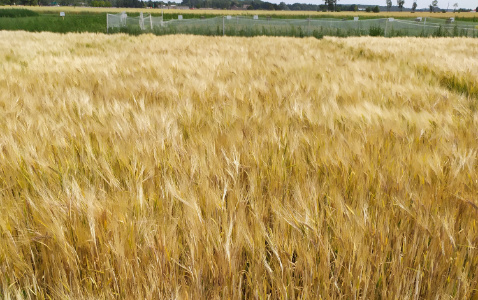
91 0 112 7
369 24 384 36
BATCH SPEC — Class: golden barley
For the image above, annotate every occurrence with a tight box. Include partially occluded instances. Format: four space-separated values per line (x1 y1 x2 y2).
1 31 478 298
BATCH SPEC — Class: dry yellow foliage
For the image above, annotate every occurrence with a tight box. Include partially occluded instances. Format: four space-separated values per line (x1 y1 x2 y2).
1 31 478 298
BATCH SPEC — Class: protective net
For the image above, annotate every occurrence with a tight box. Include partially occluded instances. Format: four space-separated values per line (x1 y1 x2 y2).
107 12 163 32
107 13 478 38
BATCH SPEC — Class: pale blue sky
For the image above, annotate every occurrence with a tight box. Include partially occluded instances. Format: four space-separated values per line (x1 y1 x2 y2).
271 0 478 9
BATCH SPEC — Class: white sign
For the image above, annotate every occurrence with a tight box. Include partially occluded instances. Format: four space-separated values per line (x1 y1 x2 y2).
253 15 258 20
226 15 231 20
60 12 65 17
388 18 394 22
178 15 183 20
353 17 359 21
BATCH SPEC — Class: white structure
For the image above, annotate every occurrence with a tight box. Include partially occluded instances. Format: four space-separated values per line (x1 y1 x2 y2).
106 12 163 32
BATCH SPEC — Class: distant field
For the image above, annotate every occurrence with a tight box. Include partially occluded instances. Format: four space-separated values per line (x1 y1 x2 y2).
0 10 105 32
1 31 478 298
2 5 478 18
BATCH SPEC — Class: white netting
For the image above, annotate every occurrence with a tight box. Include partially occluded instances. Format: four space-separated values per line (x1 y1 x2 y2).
107 12 163 32
107 14 478 37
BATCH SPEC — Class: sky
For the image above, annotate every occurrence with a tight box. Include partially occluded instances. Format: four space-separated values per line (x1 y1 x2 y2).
270 0 478 9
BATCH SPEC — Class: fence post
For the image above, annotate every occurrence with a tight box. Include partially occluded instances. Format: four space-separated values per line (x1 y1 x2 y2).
384 19 388 37
223 16 225 36
307 17 310 36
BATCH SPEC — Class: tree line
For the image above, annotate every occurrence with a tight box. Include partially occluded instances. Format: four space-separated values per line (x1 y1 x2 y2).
1 0 476 12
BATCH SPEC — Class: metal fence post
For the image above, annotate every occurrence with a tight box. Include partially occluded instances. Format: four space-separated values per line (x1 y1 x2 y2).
307 17 310 36
384 19 389 37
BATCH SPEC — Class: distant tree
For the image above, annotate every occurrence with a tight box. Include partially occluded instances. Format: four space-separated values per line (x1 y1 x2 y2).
431 0 438 11
397 0 405 11
386 0 392 11
429 4 433 11
366 6 372 11
453 2 458 11
324 0 337 11
411 1 417 10
372 5 380 12
20 0 37 5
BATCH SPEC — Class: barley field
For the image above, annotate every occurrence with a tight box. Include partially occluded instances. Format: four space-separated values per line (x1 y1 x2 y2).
1 32 478 298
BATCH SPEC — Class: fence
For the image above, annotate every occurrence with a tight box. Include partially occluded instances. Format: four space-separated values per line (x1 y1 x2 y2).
107 12 163 33
106 13 478 38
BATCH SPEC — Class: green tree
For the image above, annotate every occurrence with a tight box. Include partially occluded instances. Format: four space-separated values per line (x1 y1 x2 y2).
372 5 380 12
278 1 287 10
397 0 405 11
412 1 417 11
20 0 38 5
386 0 392 11
453 2 458 11
324 0 337 11
431 0 438 11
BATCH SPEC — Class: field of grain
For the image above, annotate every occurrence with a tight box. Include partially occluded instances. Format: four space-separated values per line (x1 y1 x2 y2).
10 5 478 18
1 32 478 298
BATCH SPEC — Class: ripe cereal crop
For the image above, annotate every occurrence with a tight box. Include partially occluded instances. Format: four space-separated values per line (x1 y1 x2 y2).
1 32 478 298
